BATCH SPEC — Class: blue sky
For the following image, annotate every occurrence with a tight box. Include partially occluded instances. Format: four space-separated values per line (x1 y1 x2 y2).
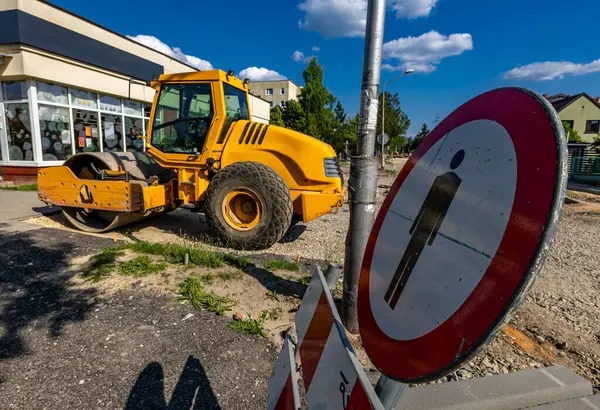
53 0 600 135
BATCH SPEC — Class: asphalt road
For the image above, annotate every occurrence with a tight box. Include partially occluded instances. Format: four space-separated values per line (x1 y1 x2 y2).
0 227 277 409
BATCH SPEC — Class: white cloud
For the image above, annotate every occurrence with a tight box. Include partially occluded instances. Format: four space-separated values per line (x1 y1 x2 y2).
127 34 212 71
293 50 305 62
292 50 315 63
312 46 320 52
391 0 438 18
298 0 439 38
382 31 473 73
503 59 600 81
298 0 367 38
239 67 287 81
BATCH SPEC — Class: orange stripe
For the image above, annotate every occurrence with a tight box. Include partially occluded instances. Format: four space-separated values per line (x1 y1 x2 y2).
298 291 333 390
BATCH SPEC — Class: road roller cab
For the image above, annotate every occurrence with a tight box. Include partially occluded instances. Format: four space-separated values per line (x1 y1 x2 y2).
37 70 344 249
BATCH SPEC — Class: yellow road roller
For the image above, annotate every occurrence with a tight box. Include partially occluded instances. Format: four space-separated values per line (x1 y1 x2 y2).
37 70 344 249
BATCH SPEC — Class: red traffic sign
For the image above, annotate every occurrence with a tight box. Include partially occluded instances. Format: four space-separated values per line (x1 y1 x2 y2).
358 88 567 383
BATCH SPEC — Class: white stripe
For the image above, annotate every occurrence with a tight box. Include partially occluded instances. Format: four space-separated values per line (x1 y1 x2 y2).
540 368 566 386
580 397 600 410
295 272 324 347
306 324 358 409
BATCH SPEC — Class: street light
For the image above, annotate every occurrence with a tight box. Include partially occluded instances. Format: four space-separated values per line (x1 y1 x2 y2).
380 68 415 168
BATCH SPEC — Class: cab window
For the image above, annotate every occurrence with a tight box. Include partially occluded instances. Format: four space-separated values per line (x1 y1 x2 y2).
218 84 250 143
151 83 213 154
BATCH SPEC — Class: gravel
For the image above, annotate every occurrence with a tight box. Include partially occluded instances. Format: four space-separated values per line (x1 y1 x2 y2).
268 170 600 392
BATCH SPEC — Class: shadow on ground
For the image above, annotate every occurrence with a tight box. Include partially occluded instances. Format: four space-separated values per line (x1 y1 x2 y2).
0 223 103 362
125 356 220 410
33 209 310 247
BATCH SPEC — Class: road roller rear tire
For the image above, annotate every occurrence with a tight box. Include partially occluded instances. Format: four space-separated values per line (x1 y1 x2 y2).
204 162 293 250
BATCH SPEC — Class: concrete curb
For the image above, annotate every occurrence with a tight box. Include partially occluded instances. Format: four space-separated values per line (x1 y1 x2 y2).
396 366 592 410
533 394 600 409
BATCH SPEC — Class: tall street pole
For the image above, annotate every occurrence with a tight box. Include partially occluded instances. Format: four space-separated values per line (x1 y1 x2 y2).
380 88 386 169
341 0 386 333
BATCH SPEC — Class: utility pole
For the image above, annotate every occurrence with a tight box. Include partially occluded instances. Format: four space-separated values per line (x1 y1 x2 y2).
341 0 386 334
380 91 386 169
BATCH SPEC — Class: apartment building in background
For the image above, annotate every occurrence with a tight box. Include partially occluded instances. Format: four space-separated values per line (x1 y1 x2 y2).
249 80 301 109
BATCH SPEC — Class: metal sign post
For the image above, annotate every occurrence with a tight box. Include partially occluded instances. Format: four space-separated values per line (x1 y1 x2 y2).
342 0 386 334
358 88 567 396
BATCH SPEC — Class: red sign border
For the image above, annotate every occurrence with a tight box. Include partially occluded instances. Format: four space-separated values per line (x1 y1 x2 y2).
358 87 568 382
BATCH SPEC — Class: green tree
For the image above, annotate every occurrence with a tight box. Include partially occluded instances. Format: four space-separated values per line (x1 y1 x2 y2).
563 121 582 143
281 100 306 132
410 123 430 151
377 92 410 154
298 58 336 142
334 101 347 125
329 112 359 154
269 106 284 127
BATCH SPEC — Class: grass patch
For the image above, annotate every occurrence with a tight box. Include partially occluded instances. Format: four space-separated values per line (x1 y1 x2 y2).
177 276 236 316
265 259 300 271
119 255 167 277
199 273 213 285
265 290 280 302
261 307 283 321
299 273 312 286
231 315 267 338
0 183 37 191
123 241 224 268
222 253 251 269
217 270 243 281
82 247 123 282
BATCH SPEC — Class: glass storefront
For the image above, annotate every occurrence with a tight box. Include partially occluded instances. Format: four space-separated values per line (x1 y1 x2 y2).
0 80 151 165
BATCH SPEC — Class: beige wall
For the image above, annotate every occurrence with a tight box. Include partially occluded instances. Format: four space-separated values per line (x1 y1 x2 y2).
249 80 301 108
0 45 155 102
559 96 600 143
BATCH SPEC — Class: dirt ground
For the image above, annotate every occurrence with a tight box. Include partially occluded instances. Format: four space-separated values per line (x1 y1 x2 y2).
0 227 277 409
21 171 600 393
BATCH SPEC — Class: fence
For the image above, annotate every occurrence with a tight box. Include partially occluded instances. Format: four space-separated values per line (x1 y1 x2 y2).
568 144 600 184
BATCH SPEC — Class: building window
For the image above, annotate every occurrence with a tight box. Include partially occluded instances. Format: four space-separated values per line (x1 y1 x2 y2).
266 89 273 96
585 120 599 133
5 103 33 161
125 117 144 151
73 109 100 153
39 105 72 161
38 82 68 105
280 101 286 108
280 88 285 95
101 113 123 153
99 95 122 113
269 101 273 108
3 81 28 101
70 88 98 109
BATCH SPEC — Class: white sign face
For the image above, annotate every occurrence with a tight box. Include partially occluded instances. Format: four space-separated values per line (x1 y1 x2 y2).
369 120 517 341
306 324 361 409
